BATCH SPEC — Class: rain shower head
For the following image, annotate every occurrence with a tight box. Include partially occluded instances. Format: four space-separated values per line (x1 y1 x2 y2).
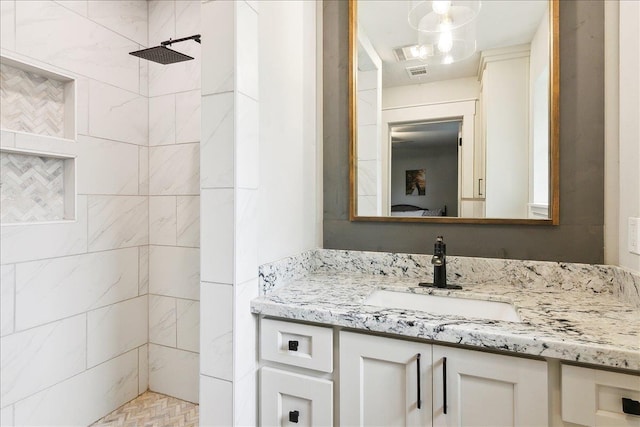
130 34 201 65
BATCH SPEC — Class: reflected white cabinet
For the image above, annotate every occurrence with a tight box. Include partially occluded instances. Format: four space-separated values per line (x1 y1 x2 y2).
340 331 433 427
340 331 548 427
432 345 548 427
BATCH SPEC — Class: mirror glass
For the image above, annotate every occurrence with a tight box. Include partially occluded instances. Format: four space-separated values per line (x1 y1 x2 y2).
351 0 558 223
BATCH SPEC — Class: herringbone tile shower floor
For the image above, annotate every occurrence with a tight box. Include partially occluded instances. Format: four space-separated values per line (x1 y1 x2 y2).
90 391 198 427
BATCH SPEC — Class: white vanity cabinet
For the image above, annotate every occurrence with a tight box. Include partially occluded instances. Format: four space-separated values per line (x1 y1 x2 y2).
259 319 334 427
562 364 640 427
432 345 548 427
340 331 433 426
340 331 548 427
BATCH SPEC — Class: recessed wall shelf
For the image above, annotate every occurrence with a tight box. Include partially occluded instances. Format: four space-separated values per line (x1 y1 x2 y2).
0 148 76 224
0 56 76 141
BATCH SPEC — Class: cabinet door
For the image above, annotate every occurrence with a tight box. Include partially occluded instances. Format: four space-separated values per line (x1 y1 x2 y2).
260 367 333 427
340 331 432 427
562 364 640 427
433 345 548 427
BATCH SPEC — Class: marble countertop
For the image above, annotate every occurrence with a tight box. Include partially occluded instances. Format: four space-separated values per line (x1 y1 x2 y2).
251 272 640 371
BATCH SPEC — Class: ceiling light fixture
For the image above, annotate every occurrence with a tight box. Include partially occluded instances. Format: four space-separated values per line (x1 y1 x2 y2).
408 1 481 33
408 0 481 66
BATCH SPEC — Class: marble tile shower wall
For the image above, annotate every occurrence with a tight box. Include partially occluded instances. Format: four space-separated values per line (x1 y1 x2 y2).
0 2 149 426
146 0 201 406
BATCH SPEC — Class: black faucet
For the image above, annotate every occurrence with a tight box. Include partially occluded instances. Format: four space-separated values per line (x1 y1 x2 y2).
419 236 462 289
432 236 447 287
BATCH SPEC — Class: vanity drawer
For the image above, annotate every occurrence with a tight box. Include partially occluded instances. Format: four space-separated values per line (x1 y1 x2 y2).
562 364 640 426
260 318 333 373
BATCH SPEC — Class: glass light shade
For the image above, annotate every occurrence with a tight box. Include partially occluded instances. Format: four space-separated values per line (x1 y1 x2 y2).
408 0 481 33
416 19 477 65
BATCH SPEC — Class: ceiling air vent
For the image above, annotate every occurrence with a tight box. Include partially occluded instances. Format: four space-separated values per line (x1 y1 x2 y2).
406 65 428 78
393 46 409 62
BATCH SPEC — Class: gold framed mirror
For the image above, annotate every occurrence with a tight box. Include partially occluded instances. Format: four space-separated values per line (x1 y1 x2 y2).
349 0 559 224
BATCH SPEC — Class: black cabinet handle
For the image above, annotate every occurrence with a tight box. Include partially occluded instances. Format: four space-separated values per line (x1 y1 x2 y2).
443 357 448 415
289 410 300 423
416 353 422 409
288 340 299 351
622 398 640 416
478 178 483 196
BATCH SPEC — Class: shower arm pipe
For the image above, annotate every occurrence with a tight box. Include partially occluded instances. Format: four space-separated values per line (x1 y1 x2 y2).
161 34 201 47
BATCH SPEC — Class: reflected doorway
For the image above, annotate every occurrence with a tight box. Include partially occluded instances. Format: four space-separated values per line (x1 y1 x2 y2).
389 120 460 217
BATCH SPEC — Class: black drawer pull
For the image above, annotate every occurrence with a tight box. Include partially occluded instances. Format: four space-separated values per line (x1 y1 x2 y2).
416 353 421 409
443 357 448 415
288 340 299 351
622 398 640 416
289 410 300 423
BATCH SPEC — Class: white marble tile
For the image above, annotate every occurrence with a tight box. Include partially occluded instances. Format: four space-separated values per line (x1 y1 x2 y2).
201 0 234 96
15 248 138 331
148 0 175 47
177 299 199 352
177 195 199 247
0 195 88 265
234 370 257 427
357 159 378 196
236 1 259 101
0 405 13 427
139 245 149 295
54 0 87 17
139 146 149 195
87 296 148 367
87 1 148 46
199 375 232 427
149 294 177 347
0 265 15 337
236 93 259 189
16 1 139 92
245 0 259 13
88 80 148 146
149 144 200 195
357 124 378 160
236 189 258 284
14 349 138 427
357 88 377 126
13 131 77 156
234 278 258 380
0 314 86 406
175 1 201 39
148 41 201 97
149 344 199 404
149 196 177 245
200 282 232 381
0 130 16 149
76 135 139 195
139 344 149 394
357 195 378 217
201 93 234 189
176 90 201 144
149 94 176 146
149 246 200 300
0 1 15 51
76 78 89 135
200 189 234 284
139 58 148 97
88 195 148 252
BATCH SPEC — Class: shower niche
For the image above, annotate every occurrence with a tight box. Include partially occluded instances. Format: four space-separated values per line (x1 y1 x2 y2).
0 56 78 224
0 148 76 224
0 56 76 141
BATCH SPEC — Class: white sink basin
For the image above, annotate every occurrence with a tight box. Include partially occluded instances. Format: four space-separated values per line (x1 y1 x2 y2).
364 289 521 322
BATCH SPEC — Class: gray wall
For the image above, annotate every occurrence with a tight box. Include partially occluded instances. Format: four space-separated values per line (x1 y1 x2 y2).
323 0 605 263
